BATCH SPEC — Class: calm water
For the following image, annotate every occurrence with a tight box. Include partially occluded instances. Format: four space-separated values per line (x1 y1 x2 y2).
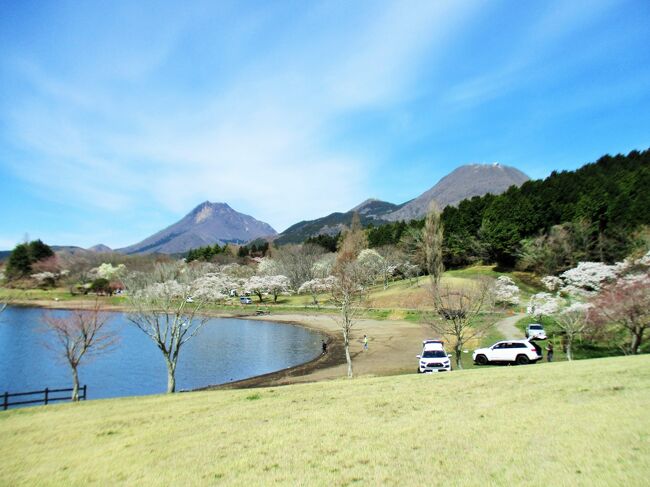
0 306 322 400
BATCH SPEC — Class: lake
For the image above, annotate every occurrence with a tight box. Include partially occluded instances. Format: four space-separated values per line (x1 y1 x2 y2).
0 306 323 401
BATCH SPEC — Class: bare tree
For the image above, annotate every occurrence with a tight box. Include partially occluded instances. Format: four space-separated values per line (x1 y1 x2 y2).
41 301 117 400
425 279 495 369
330 217 369 378
124 263 212 393
273 244 324 289
330 259 367 378
423 202 444 284
554 303 590 361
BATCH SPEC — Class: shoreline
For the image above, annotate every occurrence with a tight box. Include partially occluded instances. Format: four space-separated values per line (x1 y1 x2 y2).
4 298 427 388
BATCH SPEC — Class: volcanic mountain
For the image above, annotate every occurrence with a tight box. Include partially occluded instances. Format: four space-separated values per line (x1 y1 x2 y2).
119 202 277 255
275 163 529 244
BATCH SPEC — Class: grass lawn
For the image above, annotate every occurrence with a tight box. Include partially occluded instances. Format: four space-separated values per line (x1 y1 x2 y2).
2 355 648 485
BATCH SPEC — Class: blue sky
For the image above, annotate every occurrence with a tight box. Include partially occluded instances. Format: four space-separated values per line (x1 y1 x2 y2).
1 0 649 249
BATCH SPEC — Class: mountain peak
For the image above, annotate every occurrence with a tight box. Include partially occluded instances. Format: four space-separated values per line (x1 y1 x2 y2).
383 162 529 221
119 202 277 255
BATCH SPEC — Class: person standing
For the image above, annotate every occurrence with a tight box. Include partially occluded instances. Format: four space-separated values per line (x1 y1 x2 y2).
363 334 369 351
321 340 328 355
546 341 554 362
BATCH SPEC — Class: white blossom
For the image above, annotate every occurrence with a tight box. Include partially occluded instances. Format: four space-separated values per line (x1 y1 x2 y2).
541 276 562 292
558 261 619 295
298 276 337 295
257 257 281 276
527 292 562 317
493 276 520 305
311 254 336 278
95 263 127 280
356 249 385 285
561 302 593 315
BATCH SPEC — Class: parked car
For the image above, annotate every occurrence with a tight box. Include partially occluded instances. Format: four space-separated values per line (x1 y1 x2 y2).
417 340 452 373
239 296 253 304
526 323 547 340
473 339 542 365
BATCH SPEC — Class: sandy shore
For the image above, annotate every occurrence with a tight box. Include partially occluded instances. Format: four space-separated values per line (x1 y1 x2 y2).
8 299 431 388
210 313 429 388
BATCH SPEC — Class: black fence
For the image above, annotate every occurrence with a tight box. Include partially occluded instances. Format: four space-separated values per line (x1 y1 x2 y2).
2 385 87 410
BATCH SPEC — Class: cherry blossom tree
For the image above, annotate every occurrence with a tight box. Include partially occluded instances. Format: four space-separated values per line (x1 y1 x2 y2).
265 275 292 302
298 276 337 306
311 253 336 278
376 245 403 289
95 263 127 281
125 263 211 393
257 257 281 276
493 276 520 306
356 249 385 287
588 274 650 355
42 301 117 400
527 292 562 318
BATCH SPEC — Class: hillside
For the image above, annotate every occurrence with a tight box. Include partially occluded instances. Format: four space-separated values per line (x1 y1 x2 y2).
275 199 402 246
275 163 529 244
119 201 277 254
2 355 648 485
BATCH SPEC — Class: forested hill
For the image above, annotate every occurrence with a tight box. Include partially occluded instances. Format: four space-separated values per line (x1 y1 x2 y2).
442 148 650 268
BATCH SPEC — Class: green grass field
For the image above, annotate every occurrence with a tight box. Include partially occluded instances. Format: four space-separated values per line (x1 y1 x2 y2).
2 355 648 485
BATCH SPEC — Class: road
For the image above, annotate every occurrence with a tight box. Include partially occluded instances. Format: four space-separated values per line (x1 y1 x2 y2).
496 313 527 340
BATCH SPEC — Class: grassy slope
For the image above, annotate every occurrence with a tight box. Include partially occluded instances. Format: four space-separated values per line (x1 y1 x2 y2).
2 355 648 486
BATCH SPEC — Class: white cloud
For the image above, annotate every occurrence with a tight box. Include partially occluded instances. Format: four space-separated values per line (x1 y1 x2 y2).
2 1 479 236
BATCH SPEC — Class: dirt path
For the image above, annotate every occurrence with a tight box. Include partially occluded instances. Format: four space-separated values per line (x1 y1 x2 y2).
496 313 526 340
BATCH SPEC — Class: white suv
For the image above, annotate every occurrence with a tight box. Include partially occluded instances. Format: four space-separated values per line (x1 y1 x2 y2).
526 323 547 340
473 340 542 366
417 340 452 373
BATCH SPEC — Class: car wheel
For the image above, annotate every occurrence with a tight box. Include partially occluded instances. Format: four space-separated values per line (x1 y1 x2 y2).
475 354 488 366
516 354 530 365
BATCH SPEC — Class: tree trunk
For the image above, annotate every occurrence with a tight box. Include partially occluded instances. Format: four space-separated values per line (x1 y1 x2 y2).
273 293 278 303
566 337 573 361
630 328 643 355
71 366 80 401
455 343 463 370
343 329 353 378
165 358 177 393
257 292 264 303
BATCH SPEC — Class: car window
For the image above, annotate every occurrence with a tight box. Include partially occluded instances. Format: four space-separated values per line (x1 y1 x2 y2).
493 343 504 349
422 350 446 358
529 325 542 330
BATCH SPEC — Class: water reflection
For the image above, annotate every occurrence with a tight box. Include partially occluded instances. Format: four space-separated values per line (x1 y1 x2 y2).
0 306 322 400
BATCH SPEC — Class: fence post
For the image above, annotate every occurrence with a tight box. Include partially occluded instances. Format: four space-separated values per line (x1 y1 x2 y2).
3 391 7 411
44 387 49 405
83 385 87 401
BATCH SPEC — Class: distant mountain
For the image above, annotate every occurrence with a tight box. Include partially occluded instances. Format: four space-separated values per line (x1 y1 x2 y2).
275 163 529 244
88 244 113 253
383 163 529 221
119 201 277 255
274 199 402 245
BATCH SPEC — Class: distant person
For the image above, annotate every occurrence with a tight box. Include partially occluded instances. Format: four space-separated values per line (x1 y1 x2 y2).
363 334 368 351
321 340 328 355
546 342 554 362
